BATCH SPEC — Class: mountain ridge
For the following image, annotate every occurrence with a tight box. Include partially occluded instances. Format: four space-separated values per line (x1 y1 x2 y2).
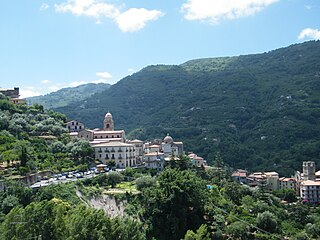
53 41 320 175
27 82 111 109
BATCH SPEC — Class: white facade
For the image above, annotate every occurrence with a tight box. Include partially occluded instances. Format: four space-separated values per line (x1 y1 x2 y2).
300 180 320 203
127 140 144 165
93 142 136 168
144 152 165 171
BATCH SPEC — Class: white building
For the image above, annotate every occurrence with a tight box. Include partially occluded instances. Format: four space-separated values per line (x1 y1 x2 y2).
93 142 136 168
300 180 320 203
144 152 165 171
127 139 144 165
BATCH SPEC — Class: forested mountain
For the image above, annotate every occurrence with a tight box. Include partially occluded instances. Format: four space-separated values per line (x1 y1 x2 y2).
27 83 110 109
56 41 320 176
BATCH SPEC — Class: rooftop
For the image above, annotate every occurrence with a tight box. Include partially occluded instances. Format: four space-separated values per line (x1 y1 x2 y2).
93 141 134 147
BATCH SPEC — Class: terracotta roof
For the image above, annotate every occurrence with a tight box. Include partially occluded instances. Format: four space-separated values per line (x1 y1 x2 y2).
232 172 247 177
279 177 296 182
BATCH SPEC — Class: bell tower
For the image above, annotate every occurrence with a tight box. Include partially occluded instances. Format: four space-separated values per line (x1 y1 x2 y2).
103 112 114 131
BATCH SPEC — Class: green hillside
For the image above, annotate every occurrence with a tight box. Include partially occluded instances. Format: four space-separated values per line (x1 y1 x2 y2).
56 41 320 175
27 83 110 109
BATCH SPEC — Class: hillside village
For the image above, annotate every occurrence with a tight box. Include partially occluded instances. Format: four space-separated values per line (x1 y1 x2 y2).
67 111 207 171
1 86 319 205
67 111 320 205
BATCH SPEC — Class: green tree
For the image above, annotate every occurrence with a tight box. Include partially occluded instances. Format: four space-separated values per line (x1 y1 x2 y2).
136 176 156 191
141 168 209 240
184 224 211 240
226 221 250 240
256 211 278 233
108 172 123 188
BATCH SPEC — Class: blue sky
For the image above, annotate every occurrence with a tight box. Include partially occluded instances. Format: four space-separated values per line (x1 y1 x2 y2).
0 0 319 98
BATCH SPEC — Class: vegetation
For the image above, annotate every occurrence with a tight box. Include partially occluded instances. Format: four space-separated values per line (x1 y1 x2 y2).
0 96 94 175
52 41 320 176
27 83 110 109
2 163 320 239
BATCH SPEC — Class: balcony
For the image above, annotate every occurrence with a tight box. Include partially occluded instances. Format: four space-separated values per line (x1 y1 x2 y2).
118 149 123 152
111 149 115 153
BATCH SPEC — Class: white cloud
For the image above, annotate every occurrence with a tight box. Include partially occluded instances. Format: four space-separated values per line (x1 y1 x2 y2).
20 87 42 98
96 71 112 79
40 3 50 11
55 0 163 32
55 0 119 18
41 79 51 84
181 0 279 24
128 68 134 73
298 28 320 40
115 8 164 32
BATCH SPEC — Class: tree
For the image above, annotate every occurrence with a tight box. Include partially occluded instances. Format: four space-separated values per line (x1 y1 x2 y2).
184 224 211 240
256 211 278 233
226 221 250 240
141 169 209 240
1 195 20 214
107 172 123 188
136 176 156 191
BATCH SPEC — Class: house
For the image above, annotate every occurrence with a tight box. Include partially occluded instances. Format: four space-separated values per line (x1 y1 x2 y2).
279 177 297 193
300 180 320 203
65 120 85 132
0 87 25 104
188 153 208 167
231 169 248 184
144 152 165 171
248 172 279 191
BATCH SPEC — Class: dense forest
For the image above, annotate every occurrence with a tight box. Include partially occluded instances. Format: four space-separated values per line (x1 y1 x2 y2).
52 41 320 176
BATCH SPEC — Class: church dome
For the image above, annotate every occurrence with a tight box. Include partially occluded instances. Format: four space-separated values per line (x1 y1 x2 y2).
164 134 173 144
105 112 112 118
